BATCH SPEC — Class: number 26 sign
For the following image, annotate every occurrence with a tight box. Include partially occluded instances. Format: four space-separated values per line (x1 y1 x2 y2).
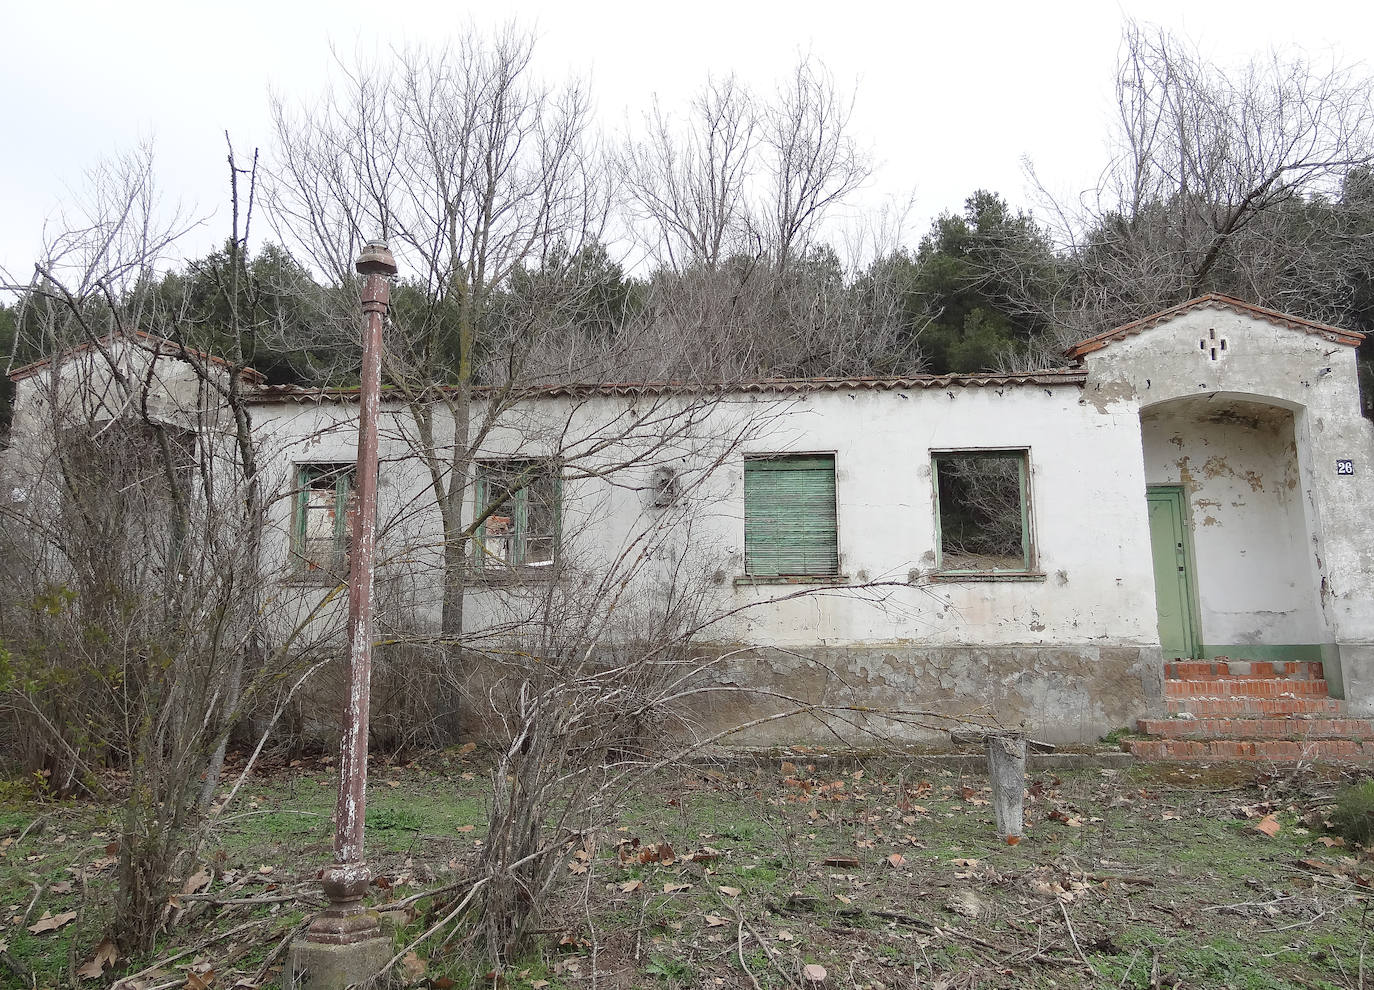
1337 459 1355 476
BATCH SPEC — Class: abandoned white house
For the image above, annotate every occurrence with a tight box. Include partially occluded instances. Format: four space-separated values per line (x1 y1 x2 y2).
6 295 1373 748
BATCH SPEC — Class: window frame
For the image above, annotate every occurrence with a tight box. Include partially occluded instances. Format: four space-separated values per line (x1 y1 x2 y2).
930 448 1039 579
473 459 562 572
291 462 354 578
740 452 842 583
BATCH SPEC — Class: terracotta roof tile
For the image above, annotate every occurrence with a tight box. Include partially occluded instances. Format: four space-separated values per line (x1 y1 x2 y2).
249 369 1087 403
8 330 266 383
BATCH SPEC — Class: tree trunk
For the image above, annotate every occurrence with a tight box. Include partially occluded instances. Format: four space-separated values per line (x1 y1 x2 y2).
199 399 264 811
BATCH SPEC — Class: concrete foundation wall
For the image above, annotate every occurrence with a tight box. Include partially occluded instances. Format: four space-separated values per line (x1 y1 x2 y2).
683 644 1164 746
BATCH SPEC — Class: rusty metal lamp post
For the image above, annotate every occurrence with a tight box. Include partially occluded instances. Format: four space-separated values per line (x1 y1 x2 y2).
287 240 398 990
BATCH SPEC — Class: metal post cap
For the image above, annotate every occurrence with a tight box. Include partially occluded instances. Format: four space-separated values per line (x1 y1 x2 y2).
355 240 398 277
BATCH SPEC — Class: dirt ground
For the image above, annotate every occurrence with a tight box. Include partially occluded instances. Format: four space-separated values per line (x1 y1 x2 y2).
1 751 1370 989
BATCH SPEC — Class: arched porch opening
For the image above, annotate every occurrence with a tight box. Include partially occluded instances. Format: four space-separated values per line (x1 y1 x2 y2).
1139 393 1327 661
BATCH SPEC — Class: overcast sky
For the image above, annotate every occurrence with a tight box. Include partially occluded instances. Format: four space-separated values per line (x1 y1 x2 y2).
2 0 1370 285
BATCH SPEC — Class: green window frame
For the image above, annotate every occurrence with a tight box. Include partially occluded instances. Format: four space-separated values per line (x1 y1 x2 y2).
293 463 353 575
743 454 839 577
932 450 1033 574
475 460 560 569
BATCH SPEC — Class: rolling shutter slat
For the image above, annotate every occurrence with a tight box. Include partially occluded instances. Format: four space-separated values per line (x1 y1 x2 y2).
745 456 838 576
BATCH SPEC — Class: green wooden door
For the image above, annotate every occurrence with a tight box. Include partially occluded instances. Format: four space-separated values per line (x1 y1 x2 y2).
1146 486 1200 659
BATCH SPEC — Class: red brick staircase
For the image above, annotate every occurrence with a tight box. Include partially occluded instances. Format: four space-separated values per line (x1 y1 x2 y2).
1123 659 1374 761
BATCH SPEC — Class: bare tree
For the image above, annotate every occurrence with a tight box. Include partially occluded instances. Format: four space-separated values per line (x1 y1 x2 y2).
268 26 612 636
762 57 870 276
1023 21 1374 335
619 59 899 380
620 74 757 274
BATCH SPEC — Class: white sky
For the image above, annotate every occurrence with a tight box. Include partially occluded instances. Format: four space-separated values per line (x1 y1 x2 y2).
1 0 1369 285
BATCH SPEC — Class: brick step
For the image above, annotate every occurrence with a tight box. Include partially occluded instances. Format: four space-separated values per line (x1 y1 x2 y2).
1137 716 1374 740
1123 738 1374 761
1165 660 1324 680
1164 678 1329 698
1165 696 1344 716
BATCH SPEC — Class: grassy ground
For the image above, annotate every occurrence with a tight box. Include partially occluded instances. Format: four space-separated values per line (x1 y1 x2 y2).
0 752 1369 989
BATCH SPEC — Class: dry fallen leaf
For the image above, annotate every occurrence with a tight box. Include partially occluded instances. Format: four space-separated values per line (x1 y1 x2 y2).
663 882 692 894
1318 836 1346 848
886 853 906 868
1255 814 1281 838
834 894 852 904
76 939 118 981
619 880 643 893
185 968 216 990
182 868 212 895
704 913 729 927
718 885 741 897
399 951 427 985
27 910 78 935
802 963 828 982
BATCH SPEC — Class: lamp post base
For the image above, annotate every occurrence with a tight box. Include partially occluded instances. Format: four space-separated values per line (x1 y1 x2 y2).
284 933 390 990
284 864 388 989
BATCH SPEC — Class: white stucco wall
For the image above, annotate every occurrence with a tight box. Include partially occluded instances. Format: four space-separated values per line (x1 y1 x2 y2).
245 378 1160 652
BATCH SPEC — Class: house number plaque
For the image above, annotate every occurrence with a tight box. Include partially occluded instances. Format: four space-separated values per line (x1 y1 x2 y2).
1337 459 1355 475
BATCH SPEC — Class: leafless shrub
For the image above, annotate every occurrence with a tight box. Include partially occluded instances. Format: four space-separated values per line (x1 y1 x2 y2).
0 146 340 953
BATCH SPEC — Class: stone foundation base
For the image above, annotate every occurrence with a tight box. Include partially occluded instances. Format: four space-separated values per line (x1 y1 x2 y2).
284 935 391 990
680 643 1165 746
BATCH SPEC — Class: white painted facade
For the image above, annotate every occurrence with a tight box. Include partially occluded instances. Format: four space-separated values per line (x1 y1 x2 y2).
8 297 1373 739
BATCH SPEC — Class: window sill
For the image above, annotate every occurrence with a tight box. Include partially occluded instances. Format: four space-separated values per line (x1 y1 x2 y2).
928 571 1046 583
281 571 349 589
734 574 850 587
469 565 559 586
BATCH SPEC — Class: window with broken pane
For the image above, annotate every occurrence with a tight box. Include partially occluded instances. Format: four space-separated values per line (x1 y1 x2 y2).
475 460 559 569
294 464 353 575
933 451 1031 572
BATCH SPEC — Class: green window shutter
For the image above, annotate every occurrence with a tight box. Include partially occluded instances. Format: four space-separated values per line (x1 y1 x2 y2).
744 455 838 576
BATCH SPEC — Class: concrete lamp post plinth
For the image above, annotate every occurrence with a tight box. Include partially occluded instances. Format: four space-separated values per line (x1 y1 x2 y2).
286 239 398 990
286 872 389 989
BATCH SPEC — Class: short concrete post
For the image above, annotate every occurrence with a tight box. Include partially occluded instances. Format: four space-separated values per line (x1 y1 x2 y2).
986 732 1026 842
